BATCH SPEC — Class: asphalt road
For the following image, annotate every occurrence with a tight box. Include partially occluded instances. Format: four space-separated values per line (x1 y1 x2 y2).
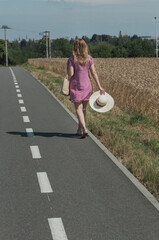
0 66 159 240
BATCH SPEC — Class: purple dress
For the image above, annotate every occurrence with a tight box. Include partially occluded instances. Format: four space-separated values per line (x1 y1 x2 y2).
67 55 94 103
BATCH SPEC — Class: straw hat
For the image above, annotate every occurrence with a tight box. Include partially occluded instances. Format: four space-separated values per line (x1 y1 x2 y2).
89 91 114 113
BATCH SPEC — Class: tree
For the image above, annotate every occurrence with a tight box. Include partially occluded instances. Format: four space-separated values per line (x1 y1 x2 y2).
52 38 72 57
90 42 115 58
112 45 128 58
0 40 5 64
0 39 15 65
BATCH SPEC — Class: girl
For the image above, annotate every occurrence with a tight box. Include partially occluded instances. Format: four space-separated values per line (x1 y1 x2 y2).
67 39 105 138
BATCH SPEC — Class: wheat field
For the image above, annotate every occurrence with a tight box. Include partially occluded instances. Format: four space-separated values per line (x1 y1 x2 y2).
28 58 159 121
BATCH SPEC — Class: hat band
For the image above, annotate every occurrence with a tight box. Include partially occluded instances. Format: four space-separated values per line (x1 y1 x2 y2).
96 99 107 107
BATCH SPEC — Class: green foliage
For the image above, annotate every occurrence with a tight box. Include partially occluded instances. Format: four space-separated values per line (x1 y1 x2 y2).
0 31 156 65
90 42 115 58
128 113 153 125
52 38 72 57
0 39 15 65
0 40 5 63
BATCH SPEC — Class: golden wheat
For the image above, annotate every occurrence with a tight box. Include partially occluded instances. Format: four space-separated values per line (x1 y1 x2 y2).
28 58 159 121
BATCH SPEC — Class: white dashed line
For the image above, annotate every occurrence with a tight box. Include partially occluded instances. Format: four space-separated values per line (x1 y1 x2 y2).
20 106 27 112
10 67 69 238
26 128 34 137
23 116 30 123
30 146 41 159
37 172 53 193
48 218 68 240
19 99 24 104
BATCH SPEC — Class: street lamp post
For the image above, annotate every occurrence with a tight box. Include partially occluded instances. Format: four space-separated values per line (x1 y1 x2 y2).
154 17 159 58
0 25 11 66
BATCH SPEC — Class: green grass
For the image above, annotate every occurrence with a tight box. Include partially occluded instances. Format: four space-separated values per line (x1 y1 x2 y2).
128 113 153 125
22 62 159 201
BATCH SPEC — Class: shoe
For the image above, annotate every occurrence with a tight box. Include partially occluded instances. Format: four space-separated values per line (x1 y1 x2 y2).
76 130 83 136
80 132 88 139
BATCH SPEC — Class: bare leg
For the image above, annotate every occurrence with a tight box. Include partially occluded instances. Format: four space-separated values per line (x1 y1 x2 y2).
82 101 88 120
74 102 87 134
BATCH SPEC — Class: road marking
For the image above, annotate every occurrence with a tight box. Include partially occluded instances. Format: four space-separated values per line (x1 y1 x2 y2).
15 85 19 88
26 128 34 137
17 94 22 98
19 99 24 104
23 116 30 123
37 172 53 193
48 218 68 240
20 106 27 112
16 89 21 92
30 146 41 159
14 82 18 84
9 67 15 78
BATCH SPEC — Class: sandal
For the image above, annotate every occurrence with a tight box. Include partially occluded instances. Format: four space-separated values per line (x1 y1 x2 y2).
76 128 83 136
80 131 88 139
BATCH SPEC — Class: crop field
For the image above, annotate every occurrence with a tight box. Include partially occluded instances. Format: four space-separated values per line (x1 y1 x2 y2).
28 57 159 121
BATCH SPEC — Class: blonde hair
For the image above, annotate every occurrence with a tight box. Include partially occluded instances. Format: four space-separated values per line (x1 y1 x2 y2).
73 39 89 66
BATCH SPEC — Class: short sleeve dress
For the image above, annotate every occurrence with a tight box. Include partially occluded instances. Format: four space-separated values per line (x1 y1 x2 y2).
67 56 94 103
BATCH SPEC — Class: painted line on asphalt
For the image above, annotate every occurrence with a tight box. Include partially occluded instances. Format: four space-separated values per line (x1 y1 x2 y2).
14 82 18 85
16 89 21 92
30 146 42 159
37 172 53 193
9 67 15 79
20 106 27 112
26 128 34 137
19 99 24 104
48 218 68 240
17 94 22 98
15 85 19 88
23 116 30 123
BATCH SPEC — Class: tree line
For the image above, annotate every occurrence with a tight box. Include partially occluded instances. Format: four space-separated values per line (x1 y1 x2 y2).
0 32 156 65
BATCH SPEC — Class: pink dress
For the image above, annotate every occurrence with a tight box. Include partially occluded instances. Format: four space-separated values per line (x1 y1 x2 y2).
67 55 94 103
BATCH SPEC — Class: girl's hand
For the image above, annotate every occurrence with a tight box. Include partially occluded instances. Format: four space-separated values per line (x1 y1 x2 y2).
99 88 105 95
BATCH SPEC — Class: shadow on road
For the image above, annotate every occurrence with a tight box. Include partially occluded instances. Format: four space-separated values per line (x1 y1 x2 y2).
7 131 82 139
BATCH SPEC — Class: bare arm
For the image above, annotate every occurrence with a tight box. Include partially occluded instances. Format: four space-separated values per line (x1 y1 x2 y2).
67 65 74 79
90 64 105 95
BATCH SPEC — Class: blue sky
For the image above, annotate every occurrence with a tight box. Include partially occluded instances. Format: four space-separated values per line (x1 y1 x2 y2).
0 0 159 41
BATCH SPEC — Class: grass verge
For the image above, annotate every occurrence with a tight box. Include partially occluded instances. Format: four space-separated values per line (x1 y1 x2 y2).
22 62 159 201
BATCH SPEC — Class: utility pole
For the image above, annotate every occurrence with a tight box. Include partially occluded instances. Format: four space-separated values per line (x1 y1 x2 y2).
48 31 51 59
0 25 11 66
154 17 159 58
39 31 51 58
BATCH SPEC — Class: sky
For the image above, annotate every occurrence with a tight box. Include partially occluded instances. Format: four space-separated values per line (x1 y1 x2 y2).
0 0 159 41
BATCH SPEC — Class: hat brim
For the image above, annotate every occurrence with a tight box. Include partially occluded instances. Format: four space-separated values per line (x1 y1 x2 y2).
89 91 114 113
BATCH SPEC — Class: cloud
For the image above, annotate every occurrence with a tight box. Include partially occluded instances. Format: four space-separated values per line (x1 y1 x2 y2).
61 0 156 4
32 0 156 4
65 0 125 3
32 0 64 2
